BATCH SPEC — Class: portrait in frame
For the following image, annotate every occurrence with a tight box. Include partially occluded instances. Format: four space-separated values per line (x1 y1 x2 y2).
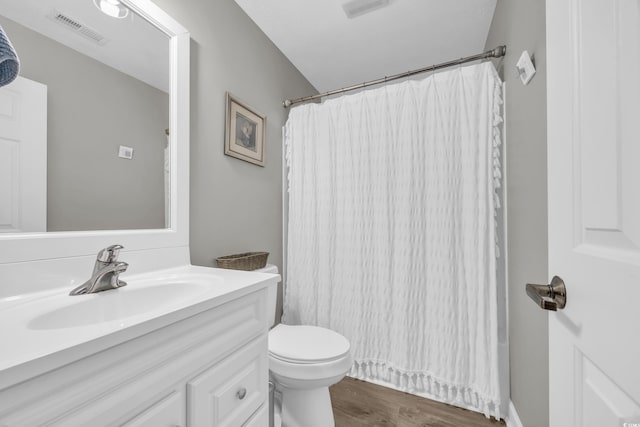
224 92 266 166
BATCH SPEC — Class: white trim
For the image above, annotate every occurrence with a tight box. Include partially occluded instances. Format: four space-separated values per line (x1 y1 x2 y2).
506 400 525 427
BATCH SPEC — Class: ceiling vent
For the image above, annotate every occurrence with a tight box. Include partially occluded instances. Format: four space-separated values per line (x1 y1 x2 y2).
342 0 390 19
47 10 108 45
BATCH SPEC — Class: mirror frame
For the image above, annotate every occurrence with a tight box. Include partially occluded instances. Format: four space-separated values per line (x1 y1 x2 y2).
0 0 189 264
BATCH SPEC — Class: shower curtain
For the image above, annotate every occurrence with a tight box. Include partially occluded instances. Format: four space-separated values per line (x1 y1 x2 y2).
283 62 504 418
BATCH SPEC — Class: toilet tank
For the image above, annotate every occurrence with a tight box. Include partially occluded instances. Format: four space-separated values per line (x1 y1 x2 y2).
255 264 280 327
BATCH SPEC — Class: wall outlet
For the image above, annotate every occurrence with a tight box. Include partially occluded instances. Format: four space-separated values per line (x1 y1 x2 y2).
118 145 134 160
516 51 536 85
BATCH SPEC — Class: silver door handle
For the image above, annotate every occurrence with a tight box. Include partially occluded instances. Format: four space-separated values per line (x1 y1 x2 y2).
526 276 567 311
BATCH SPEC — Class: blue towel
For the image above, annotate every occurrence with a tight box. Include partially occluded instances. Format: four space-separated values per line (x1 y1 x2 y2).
0 24 19 87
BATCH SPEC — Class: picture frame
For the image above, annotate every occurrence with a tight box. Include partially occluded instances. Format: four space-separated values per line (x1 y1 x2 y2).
224 92 266 167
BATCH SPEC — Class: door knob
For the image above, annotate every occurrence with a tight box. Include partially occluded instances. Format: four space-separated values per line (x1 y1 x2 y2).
526 276 567 311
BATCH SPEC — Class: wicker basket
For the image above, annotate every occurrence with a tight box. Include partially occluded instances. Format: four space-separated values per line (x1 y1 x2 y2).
215 252 269 271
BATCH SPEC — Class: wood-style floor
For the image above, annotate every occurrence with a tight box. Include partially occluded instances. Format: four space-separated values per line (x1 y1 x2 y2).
329 377 505 427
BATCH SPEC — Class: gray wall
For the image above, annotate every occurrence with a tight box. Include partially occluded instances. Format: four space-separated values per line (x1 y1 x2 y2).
0 16 168 231
485 1 549 426
150 0 316 306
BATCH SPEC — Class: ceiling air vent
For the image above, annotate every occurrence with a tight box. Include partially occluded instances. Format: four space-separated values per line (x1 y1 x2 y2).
47 10 108 45
342 0 390 19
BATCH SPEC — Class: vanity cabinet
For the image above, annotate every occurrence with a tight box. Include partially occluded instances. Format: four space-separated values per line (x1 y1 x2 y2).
0 288 271 427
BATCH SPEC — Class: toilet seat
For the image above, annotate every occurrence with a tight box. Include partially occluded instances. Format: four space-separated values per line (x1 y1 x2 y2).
269 324 350 364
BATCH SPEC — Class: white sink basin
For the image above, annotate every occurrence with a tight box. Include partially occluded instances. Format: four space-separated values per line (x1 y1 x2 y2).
0 264 280 391
28 280 210 330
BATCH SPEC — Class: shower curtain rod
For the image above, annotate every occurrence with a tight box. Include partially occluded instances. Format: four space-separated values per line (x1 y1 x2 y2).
283 45 506 108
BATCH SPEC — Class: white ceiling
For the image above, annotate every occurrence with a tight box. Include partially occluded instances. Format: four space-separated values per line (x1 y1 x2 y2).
234 0 497 94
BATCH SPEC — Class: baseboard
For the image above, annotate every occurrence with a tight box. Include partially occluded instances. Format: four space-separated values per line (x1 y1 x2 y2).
505 400 524 427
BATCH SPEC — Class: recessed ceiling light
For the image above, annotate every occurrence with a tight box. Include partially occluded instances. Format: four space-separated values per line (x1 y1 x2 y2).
342 0 390 19
93 0 129 19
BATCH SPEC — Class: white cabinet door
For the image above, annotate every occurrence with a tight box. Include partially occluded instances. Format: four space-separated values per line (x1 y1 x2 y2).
242 405 268 427
46 386 185 427
188 336 268 427
122 390 185 427
0 76 47 233
546 0 640 425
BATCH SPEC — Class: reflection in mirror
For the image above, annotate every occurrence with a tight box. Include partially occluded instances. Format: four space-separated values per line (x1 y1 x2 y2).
0 0 170 233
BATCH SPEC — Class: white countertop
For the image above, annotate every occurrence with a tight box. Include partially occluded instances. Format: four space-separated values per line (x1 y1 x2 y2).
0 265 279 391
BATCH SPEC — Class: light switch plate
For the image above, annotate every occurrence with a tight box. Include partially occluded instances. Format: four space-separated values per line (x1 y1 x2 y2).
118 145 134 160
516 50 536 85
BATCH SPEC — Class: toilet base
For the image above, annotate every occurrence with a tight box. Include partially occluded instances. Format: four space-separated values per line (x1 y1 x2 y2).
279 385 335 427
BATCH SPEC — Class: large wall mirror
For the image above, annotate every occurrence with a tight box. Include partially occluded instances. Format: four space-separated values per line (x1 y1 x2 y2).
0 0 173 233
0 0 189 263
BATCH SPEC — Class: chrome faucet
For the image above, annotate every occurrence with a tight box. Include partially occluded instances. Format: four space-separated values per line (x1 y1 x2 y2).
69 245 129 296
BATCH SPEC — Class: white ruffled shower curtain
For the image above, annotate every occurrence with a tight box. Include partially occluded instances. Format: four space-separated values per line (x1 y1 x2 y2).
283 62 504 418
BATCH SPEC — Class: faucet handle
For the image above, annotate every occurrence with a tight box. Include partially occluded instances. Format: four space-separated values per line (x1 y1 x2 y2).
110 261 129 288
97 244 124 262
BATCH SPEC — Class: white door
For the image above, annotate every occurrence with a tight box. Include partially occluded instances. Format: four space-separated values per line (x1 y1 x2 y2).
0 76 47 233
546 0 640 426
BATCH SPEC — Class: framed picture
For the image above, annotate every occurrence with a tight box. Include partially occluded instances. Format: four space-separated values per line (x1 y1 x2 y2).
224 92 266 167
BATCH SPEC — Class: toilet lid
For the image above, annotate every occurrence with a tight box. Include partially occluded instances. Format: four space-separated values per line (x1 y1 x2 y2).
268 324 350 364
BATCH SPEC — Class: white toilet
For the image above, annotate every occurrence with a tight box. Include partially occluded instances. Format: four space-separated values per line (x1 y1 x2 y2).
269 324 352 427
257 265 352 427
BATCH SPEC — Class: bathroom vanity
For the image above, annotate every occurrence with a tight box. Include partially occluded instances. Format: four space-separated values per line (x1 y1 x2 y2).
0 265 278 426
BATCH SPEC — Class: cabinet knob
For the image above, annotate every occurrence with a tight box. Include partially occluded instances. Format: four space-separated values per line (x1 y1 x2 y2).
236 387 247 400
